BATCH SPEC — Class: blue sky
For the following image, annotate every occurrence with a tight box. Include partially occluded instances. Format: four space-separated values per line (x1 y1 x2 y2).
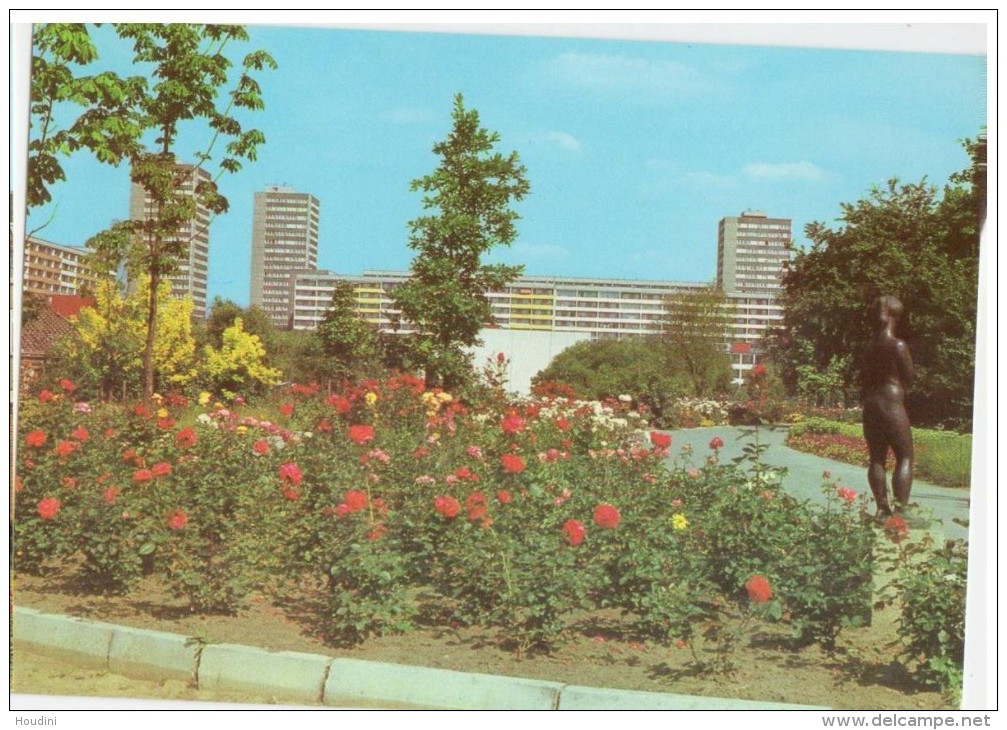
18 21 987 307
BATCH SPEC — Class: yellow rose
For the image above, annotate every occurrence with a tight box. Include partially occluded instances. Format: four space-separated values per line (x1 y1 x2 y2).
671 513 689 531
157 408 169 419
198 391 211 406
364 392 378 407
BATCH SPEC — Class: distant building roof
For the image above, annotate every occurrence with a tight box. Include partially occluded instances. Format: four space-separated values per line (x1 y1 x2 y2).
47 294 94 319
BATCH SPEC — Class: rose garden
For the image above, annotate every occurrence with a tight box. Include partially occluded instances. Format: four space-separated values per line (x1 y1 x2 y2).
12 365 969 708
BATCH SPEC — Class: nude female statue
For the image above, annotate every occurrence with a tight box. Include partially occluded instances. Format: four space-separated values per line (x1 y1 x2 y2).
861 295 915 516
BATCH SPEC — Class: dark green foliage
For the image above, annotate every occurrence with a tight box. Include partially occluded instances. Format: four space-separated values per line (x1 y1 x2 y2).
659 285 735 398
315 282 383 382
392 94 530 390
778 138 983 429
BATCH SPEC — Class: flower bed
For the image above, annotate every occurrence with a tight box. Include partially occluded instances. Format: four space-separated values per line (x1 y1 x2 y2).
786 418 972 489
12 378 962 692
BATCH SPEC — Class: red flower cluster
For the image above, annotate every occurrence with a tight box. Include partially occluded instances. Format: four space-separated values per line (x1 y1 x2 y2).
466 492 488 521
836 487 858 505
71 427 90 442
59 378 76 393
884 515 909 544
745 575 773 603
278 462 304 486
157 417 175 430
555 417 571 432
167 509 188 531
649 431 672 449
496 490 513 505
55 441 79 458
176 427 198 449
38 389 54 403
279 403 294 416
501 413 525 435
151 462 172 478
327 394 352 414
37 497 61 520
709 436 725 450
344 489 368 513
253 440 270 455
26 430 47 448
103 487 121 506
348 424 375 446
562 519 586 546
500 453 526 474
434 495 461 519
133 469 153 484
593 503 621 529
133 404 151 418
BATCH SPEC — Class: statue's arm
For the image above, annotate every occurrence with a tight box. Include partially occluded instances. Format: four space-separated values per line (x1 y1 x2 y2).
896 340 914 388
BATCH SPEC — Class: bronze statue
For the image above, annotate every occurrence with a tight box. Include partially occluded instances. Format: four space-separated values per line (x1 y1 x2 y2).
861 295 914 516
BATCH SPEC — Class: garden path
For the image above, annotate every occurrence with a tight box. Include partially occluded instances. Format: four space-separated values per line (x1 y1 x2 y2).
661 426 971 542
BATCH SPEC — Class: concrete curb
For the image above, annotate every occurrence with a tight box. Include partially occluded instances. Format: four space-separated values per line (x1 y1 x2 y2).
13 607 829 710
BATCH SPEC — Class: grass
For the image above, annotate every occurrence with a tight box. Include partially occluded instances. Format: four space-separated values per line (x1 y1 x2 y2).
787 418 972 490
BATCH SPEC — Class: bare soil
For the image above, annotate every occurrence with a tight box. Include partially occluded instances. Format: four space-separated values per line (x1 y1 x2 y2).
11 566 954 711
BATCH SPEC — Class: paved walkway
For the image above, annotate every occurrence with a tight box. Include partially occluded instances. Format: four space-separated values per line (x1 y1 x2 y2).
662 426 971 542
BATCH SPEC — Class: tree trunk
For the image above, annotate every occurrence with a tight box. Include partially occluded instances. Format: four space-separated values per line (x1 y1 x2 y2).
143 261 159 400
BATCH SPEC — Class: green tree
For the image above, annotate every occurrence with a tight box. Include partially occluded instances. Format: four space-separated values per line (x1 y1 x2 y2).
316 281 381 382
105 24 275 399
27 24 144 212
53 276 197 399
200 317 281 399
392 93 530 390
532 338 691 425
202 297 276 352
779 138 983 428
659 285 734 398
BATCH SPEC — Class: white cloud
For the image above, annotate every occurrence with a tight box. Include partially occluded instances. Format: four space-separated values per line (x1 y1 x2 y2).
544 131 582 152
546 52 711 97
741 161 827 182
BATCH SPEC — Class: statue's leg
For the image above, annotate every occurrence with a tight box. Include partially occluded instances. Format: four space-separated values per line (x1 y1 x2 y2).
890 413 914 508
863 413 891 516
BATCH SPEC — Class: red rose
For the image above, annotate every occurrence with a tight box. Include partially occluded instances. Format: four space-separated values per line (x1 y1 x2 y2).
253 440 270 455
151 462 172 478
751 363 767 377
59 378 76 393
26 430 47 448
37 497 61 520
133 469 154 484
71 427 90 442
38 390 54 403
562 519 586 546
500 453 526 474
884 516 909 544
176 427 198 449
745 575 773 603
593 503 621 529
326 395 352 414
61 477 76 489
556 417 571 432
649 431 672 449
103 487 121 506
157 417 175 430
167 508 188 531
278 462 303 486
344 490 368 513
837 487 857 505
367 524 388 542
709 437 725 450
55 441 79 458
501 413 525 435
497 351 506 364
279 403 294 416
133 404 150 418
466 491 488 521
434 496 461 519
497 490 512 505
348 424 375 446
282 485 302 501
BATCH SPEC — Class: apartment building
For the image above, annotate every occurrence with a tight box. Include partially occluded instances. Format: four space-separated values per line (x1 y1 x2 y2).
250 186 320 328
716 210 792 296
21 236 99 297
129 163 212 319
